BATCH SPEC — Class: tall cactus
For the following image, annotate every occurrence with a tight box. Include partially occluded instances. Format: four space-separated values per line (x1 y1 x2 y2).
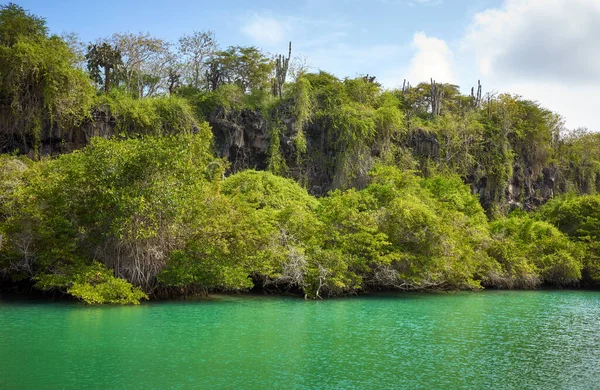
402 79 410 94
430 78 444 117
274 42 291 98
471 80 482 108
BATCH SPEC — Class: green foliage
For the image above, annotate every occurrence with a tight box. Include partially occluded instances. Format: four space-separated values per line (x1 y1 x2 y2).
0 155 30 274
1 144 598 301
280 74 406 191
373 94 405 159
206 46 274 92
421 174 487 223
304 72 348 112
317 188 392 291
156 190 260 292
538 195 600 283
157 171 314 293
0 132 222 295
222 170 318 210
422 112 483 177
267 121 288 176
366 166 490 289
161 170 324 296
93 92 201 136
0 155 29 218
86 42 122 93
211 84 246 111
221 171 320 288
0 5 93 156
0 3 47 47
344 77 380 107
556 129 600 194
487 215 583 288
290 75 312 157
35 262 148 305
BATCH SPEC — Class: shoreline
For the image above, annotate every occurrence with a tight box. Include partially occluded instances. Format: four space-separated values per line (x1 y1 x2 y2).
2 285 599 305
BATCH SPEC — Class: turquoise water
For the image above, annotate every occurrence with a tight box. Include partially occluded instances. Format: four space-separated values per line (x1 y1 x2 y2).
1 291 600 389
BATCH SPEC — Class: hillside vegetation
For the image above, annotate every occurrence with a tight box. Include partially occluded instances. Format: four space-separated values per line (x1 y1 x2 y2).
1 4 599 303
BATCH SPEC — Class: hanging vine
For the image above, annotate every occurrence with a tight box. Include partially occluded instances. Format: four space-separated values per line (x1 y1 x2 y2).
291 75 312 163
267 117 288 176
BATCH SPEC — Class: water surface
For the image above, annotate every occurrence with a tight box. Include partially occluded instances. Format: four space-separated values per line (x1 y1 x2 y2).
1 290 599 389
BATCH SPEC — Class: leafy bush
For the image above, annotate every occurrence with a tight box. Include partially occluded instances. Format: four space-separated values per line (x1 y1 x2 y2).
35 262 148 305
222 170 323 294
93 92 201 136
486 215 583 288
538 195 600 283
365 166 492 289
0 4 94 157
0 131 223 299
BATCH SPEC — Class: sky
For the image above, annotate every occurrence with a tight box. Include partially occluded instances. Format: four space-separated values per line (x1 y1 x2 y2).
15 0 600 131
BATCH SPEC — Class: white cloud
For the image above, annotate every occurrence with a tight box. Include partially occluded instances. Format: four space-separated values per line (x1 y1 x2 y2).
460 0 600 130
406 32 455 84
464 0 600 83
241 14 290 46
499 81 598 131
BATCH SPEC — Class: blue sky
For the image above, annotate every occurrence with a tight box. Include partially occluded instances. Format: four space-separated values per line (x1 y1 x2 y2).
16 0 497 46
14 0 600 131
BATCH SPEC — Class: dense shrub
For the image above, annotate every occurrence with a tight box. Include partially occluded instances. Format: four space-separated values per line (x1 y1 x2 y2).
35 262 148 304
93 92 201 136
0 130 223 302
486 215 583 288
538 195 600 284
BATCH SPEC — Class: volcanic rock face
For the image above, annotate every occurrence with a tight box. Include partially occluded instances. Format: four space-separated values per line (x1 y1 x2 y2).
0 110 116 157
0 107 561 212
209 108 269 172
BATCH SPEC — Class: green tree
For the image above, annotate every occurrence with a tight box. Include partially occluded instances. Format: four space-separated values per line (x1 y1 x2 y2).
0 3 46 47
205 46 273 92
86 42 122 93
0 5 93 157
487 214 583 288
538 195 600 283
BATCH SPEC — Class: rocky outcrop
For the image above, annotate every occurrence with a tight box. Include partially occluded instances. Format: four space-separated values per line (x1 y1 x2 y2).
0 107 564 212
0 110 116 157
209 108 270 171
408 128 439 159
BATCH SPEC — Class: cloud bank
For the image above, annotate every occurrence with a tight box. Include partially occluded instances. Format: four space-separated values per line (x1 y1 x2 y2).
241 14 289 46
461 0 600 130
406 31 455 84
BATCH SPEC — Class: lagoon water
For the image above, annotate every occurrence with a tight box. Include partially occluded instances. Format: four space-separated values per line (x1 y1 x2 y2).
1 291 600 389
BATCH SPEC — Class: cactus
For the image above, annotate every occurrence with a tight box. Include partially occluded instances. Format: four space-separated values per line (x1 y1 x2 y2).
471 80 482 108
274 42 291 98
402 79 411 94
430 79 444 117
